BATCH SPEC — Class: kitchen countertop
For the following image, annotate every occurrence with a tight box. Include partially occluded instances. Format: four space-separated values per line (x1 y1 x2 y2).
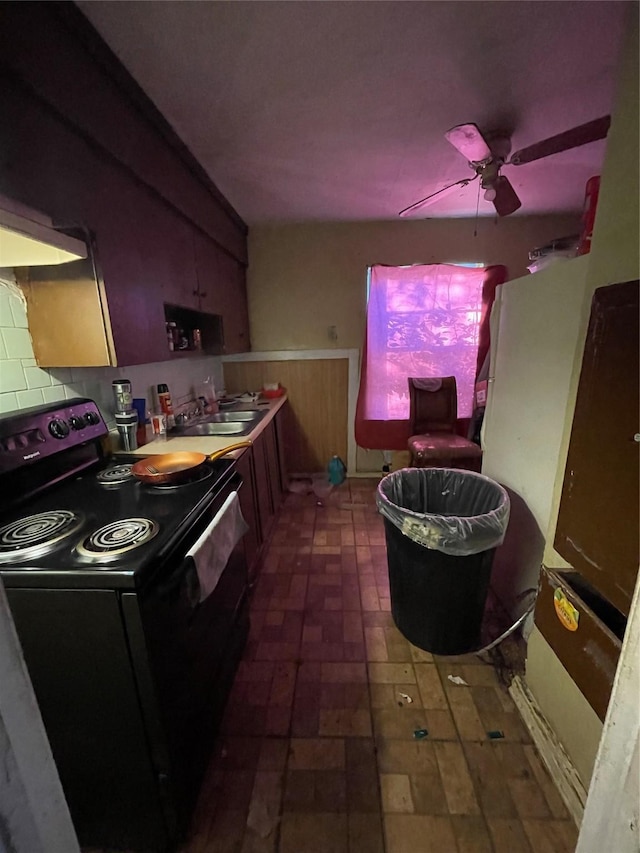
125 394 287 460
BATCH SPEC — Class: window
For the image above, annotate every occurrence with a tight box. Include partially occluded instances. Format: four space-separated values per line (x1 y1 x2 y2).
362 263 485 421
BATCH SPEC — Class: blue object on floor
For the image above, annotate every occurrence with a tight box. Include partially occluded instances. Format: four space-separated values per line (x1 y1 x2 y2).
327 455 347 485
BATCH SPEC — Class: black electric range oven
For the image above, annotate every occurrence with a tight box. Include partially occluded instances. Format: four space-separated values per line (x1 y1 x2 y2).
0 398 250 851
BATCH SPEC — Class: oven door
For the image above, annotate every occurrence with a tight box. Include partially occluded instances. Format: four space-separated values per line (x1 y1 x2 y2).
123 470 250 834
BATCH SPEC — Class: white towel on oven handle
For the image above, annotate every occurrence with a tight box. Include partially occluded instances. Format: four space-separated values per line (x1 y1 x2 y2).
186 491 248 604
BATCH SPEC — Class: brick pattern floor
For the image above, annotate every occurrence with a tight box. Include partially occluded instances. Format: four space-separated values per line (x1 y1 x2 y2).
181 479 579 853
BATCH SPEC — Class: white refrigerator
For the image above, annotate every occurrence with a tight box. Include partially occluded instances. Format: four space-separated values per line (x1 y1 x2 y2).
480 255 591 623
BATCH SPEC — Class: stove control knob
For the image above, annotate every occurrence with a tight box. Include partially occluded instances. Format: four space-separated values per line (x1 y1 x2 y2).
84 411 100 426
69 415 84 431
48 418 70 439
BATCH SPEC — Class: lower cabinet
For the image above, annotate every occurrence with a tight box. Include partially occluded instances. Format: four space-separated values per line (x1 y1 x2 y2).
234 450 260 580
237 409 288 582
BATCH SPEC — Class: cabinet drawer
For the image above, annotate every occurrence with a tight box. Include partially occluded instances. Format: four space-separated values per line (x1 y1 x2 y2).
534 567 624 721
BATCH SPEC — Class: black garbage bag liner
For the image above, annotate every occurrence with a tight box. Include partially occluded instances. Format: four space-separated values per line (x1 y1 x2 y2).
376 467 510 556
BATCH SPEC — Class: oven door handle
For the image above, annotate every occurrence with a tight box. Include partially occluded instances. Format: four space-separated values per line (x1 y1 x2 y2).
156 474 244 600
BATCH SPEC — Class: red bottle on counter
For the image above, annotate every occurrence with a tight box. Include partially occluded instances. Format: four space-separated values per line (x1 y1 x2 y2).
156 384 175 429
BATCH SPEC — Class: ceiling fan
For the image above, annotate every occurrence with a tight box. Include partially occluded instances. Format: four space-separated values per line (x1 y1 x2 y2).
399 116 611 218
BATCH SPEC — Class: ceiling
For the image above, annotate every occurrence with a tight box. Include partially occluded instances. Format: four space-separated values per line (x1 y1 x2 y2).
77 1 626 225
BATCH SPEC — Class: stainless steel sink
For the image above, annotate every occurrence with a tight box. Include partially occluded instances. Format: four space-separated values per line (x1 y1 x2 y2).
177 422 252 436
209 411 262 423
171 408 266 437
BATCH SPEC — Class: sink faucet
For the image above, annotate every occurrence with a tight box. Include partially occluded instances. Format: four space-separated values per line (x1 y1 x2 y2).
174 404 203 425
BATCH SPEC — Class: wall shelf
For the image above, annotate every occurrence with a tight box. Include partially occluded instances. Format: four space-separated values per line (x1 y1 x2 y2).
164 303 224 356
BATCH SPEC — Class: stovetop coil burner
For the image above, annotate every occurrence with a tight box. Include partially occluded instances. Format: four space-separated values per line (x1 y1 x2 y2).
97 464 134 485
0 510 85 563
75 518 159 563
97 461 214 489
147 467 214 489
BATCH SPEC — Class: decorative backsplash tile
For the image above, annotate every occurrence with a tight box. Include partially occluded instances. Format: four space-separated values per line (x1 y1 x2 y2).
0 270 225 425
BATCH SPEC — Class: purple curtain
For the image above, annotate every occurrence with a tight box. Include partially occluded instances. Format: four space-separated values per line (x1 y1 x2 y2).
355 263 486 450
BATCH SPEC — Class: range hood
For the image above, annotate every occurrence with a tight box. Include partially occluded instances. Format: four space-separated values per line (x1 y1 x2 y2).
0 194 87 266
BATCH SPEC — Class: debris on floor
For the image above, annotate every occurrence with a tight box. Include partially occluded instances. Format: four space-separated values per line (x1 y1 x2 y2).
246 796 279 839
398 692 414 704
413 728 429 739
288 474 336 505
447 674 469 686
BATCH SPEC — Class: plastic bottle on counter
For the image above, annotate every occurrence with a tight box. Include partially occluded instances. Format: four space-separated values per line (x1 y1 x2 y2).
198 378 218 414
156 384 175 429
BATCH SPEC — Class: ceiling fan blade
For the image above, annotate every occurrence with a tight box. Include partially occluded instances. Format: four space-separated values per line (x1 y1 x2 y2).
509 115 611 166
445 124 492 163
398 175 477 217
492 175 522 217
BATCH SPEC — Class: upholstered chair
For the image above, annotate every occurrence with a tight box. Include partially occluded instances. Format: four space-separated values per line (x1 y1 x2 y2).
407 376 482 470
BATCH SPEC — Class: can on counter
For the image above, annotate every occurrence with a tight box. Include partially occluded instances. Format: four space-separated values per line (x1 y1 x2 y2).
151 412 167 440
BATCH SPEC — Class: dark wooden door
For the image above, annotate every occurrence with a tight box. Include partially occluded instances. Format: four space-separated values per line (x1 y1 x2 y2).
554 280 639 616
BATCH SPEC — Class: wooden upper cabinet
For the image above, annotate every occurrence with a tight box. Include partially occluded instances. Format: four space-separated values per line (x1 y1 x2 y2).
3 87 160 367
554 280 639 616
94 167 200 315
90 165 193 365
193 231 223 316
2 3 249 368
1 2 248 263
193 233 250 353
218 252 251 354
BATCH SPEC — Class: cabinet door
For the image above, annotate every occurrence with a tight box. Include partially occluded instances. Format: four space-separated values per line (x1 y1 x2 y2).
234 450 260 580
217 252 250 354
193 232 223 316
554 281 639 616
0 83 99 229
90 166 173 365
252 431 275 544
274 405 290 497
193 233 250 353
264 419 282 515
149 204 200 312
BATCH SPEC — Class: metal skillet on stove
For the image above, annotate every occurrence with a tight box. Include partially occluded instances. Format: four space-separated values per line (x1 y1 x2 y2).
131 440 252 485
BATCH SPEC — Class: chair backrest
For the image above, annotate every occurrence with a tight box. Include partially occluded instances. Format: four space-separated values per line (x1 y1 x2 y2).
408 376 458 434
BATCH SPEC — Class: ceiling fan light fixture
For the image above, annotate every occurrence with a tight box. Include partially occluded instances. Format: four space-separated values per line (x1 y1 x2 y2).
400 114 607 220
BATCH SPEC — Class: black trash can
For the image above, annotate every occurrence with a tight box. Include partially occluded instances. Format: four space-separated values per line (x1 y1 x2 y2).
376 468 510 655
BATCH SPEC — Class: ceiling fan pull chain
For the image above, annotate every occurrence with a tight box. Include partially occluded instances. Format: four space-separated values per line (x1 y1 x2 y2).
473 177 481 237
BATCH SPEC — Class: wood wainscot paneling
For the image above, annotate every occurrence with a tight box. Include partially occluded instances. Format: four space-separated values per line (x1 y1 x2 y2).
223 360 348 473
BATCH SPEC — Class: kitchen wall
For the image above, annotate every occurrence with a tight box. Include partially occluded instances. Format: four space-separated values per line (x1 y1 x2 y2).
524 5 638 792
247 213 581 352
0 270 225 428
248 212 580 472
